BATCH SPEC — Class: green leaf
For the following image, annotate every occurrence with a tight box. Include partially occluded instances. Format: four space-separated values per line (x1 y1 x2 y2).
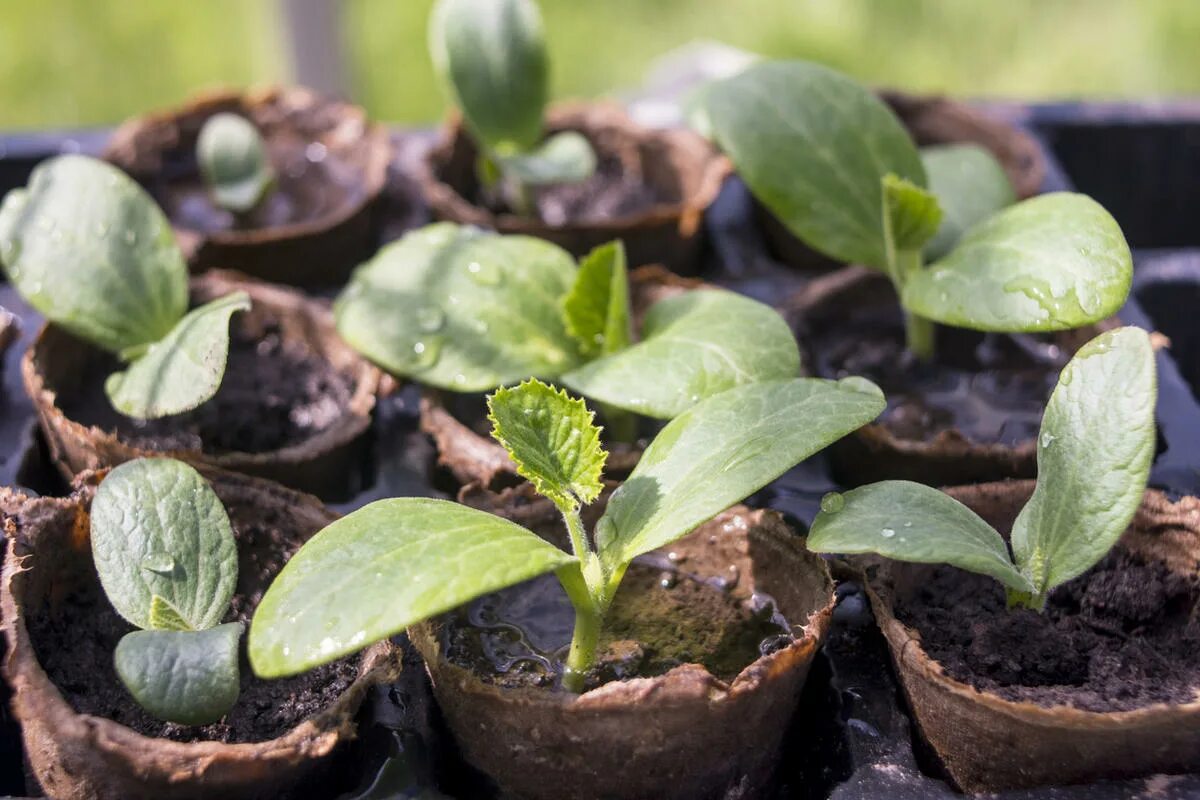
197 112 274 213
115 623 242 725
1010 326 1156 597
597 377 885 574
561 241 630 359
883 174 942 252
0 154 188 354
249 498 575 678
901 193 1133 332
487 380 606 513
149 595 194 632
105 291 250 419
334 223 581 391
430 0 548 152
706 60 925 269
807 481 1034 593
90 458 238 632
498 131 597 186
921 143 1016 260
561 289 801 419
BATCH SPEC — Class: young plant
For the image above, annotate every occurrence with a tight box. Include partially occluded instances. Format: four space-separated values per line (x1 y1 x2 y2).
249 376 886 691
0 154 249 419
704 60 1133 360
808 326 1156 610
429 0 596 214
91 458 242 724
335 223 801 429
197 112 275 215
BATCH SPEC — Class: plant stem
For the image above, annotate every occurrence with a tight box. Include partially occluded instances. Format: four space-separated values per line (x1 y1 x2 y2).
601 403 638 444
556 559 603 692
904 311 935 361
563 506 590 562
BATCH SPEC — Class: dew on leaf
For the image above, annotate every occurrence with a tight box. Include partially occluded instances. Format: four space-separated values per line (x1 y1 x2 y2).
880 528 896 539
415 305 446 333
466 260 503 286
819 492 845 514
141 553 176 574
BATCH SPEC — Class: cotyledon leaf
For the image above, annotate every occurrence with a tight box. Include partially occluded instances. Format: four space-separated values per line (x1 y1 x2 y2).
115 623 242 726
561 240 631 359
920 143 1015 261
882 174 942 254
197 112 275 213
499 131 597 187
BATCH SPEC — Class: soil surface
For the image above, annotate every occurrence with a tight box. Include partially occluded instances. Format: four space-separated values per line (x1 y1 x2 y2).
61 325 354 455
28 512 362 743
895 549 1200 712
442 563 791 692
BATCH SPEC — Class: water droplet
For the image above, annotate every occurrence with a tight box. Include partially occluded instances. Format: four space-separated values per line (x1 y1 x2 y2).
820 492 845 514
903 521 912 528
410 336 442 368
141 553 175 574
880 528 896 539
659 573 677 589
466 260 503 286
415 305 445 333
1040 432 1056 448
453 373 467 385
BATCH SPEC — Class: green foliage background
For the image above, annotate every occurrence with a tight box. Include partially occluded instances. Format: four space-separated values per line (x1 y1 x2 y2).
4 0 1199 129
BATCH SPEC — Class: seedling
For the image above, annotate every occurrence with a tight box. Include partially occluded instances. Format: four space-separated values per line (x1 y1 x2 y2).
249 376 885 691
91 458 242 724
429 0 596 214
704 60 1133 360
809 326 1157 611
0 155 249 419
197 112 275 214
335 223 801 430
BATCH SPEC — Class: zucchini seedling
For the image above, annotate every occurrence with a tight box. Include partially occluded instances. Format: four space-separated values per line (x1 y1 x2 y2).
197 112 275 215
249 376 886 691
91 458 242 724
809 326 1156 611
0 154 249 419
429 0 596 214
704 60 1133 360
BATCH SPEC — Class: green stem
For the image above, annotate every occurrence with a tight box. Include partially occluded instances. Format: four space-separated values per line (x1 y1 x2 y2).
563 506 590 562
556 560 602 692
904 311 935 361
601 403 638 445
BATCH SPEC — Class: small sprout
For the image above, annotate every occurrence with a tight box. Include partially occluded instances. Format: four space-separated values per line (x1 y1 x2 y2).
249 376 886 691
0 155 249 419
196 112 275 214
91 459 242 724
809 326 1157 611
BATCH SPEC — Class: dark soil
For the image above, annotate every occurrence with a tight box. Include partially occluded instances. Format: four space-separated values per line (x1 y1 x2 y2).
894 549 1200 712
61 325 354 455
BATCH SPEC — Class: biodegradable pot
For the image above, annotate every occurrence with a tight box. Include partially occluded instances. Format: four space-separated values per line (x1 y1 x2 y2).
757 89 1046 271
23 270 380 499
416 102 729 274
0 468 404 800
104 86 391 287
861 480 1200 793
420 265 704 492
411 487 835 800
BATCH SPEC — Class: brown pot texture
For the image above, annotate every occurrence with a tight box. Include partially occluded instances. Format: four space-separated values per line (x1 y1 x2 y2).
757 89 1046 271
104 86 391 288
410 487 835 800
420 265 705 493
415 102 729 274
23 270 380 499
860 480 1200 793
0 467 404 800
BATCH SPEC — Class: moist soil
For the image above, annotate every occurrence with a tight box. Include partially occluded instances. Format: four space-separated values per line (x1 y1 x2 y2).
442 563 791 692
60 325 354 455
895 548 1200 712
27 513 362 744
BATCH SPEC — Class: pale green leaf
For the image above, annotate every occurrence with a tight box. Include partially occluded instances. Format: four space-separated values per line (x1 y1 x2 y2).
149 595 194 632
90 458 238 631
249 498 575 677
197 112 274 213
105 292 250 419
807 481 1034 593
562 289 801 419
706 60 925 269
115 623 242 725
597 377 885 573
499 131 597 186
334 223 581 391
487 379 606 513
901 193 1133 332
883 173 942 252
921 143 1016 260
1011 326 1156 596
561 241 630 359
0 155 188 354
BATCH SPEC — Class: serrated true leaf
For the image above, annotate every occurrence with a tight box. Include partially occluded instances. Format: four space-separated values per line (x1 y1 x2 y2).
248 498 575 677
105 291 250 419
883 173 942 252
921 143 1015 260
197 113 274 213
499 131 597 186
807 481 1035 594
561 241 630 359
597 377 885 575
149 595 194 632
488 379 606 512
562 289 801 419
1011 326 1156 597
901 193 1132 332
91 458 238 632
0 155 187 354
115 623 242 725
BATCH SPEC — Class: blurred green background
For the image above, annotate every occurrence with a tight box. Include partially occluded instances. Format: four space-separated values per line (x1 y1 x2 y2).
4 0 1199 130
